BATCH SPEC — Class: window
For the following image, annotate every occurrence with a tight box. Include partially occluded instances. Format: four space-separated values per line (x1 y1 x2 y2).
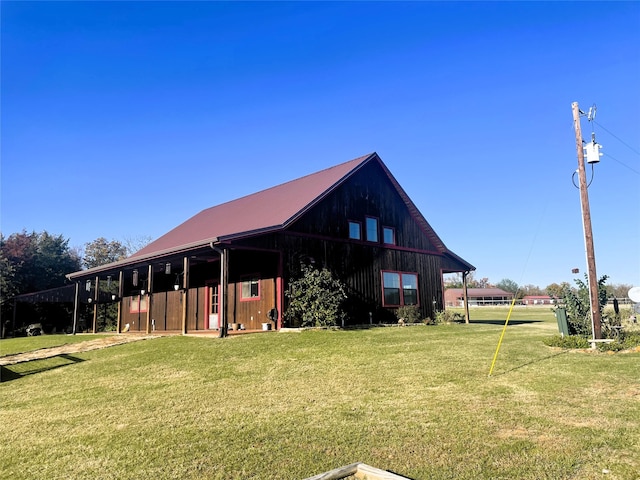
129 295 148 313
241 276 260 300
383 226 395 245
382 271 419 306
401 273 418 305
365 217 378 242
383 272 401 306
348 221 361 240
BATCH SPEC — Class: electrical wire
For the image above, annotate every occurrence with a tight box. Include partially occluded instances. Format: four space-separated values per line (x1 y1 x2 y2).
593 120 640 157
571 163 596 189
602 152 640 176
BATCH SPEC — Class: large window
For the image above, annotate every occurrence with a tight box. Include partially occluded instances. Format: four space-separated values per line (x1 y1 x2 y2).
241 276 260 300
382 271 419 306
348 221 362 240
365 217 379 242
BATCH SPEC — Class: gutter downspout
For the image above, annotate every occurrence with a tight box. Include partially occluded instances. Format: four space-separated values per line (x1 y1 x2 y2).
210 241 227 338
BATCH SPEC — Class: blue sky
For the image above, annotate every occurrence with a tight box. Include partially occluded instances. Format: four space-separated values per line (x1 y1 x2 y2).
2 1 639 289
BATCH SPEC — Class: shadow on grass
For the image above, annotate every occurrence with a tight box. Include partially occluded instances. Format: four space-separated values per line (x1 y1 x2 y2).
466 319 544 326
490 350 569 377
0 354 85 383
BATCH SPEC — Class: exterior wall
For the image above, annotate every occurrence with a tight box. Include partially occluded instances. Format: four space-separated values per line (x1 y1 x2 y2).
226 277 276 330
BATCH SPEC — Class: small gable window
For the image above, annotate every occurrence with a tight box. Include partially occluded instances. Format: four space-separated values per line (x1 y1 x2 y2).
365 217 379 242
348 221 362 240
383 226 395 245
241 276 260 300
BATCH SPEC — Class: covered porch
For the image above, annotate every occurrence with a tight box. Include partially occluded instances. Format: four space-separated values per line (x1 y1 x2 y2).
67 244 283 336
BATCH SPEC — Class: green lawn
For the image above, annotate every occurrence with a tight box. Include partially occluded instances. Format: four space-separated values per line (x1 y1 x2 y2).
0 334 110 357
1 308 638 479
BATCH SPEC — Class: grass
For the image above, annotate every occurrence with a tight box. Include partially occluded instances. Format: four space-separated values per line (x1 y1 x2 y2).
0 334 109 357
1 307 638 479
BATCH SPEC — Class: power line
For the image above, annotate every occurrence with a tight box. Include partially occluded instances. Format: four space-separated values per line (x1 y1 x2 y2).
593 119 640 156
602 152 640 176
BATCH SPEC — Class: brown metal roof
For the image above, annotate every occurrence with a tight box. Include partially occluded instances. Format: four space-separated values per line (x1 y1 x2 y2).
68 152 474 279
130 153 374 258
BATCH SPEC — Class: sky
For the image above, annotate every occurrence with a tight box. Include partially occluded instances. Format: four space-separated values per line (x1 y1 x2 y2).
2 1 639 289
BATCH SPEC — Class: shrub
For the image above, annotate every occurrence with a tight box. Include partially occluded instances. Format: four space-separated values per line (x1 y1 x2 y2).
434 310 464 325
543 335 590 349
284 264 347 328
554 275 611 337
395 305 421 324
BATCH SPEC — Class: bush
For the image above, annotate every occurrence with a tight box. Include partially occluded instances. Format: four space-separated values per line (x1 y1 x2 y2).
284 264 347 328
554 275 612 337
543 335 590 349
395 305 421 324
434 310 464 325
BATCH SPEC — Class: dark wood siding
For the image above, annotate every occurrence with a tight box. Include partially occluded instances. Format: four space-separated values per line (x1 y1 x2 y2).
227 277 276 330
186 287 206 331
287 160 439 252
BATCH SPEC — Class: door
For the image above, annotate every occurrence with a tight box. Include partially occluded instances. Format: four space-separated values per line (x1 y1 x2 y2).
208 282 219 330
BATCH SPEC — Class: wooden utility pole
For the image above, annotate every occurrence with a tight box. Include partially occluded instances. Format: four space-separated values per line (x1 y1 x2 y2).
572 101 602 340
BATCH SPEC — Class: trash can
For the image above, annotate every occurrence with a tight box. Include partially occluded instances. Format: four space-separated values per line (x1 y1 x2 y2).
555 308 569 337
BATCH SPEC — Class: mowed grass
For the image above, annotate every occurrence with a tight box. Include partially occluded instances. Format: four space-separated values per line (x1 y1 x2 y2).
0 334 109 357
1 308 638 480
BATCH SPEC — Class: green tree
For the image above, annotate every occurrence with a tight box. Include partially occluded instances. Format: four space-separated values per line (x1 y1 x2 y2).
0 230 81 300
496 278 519 295
83 237 127 269
284 264 347 327
546 282 568 300
556 274 610 337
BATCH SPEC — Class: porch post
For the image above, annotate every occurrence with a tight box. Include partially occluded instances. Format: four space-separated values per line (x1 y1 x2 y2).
219 248 228 338
146 264 153 334
116 270 124 333
72 282 79 335
462 271 470 324
92 276 99 333
181 256 189 335
276 252 283 330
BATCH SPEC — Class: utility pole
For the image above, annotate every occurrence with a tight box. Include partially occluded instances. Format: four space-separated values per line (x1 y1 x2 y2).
571 101 602 340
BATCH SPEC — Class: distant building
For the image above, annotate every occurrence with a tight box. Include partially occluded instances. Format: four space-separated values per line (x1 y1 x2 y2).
521 295 554 305
444 288 514 307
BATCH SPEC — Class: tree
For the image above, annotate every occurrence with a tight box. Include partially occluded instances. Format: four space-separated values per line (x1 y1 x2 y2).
0 230 81 300
83 237 127 269
496 278 519 295
123 235 153 257
284 264 347 327
546 282 568 300
556 274 610 337
520 284 543 297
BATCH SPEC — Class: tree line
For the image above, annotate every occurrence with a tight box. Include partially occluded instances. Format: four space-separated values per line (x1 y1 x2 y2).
444 272 634 300
0 230 151 304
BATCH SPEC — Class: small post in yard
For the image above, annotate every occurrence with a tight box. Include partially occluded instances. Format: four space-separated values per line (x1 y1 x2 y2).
571 102 602 342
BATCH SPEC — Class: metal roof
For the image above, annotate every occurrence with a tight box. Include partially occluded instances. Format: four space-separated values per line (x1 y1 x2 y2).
130 153 374 258
68 152 474 279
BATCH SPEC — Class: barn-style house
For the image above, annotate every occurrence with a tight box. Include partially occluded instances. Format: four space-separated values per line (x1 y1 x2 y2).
67 153 474 334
